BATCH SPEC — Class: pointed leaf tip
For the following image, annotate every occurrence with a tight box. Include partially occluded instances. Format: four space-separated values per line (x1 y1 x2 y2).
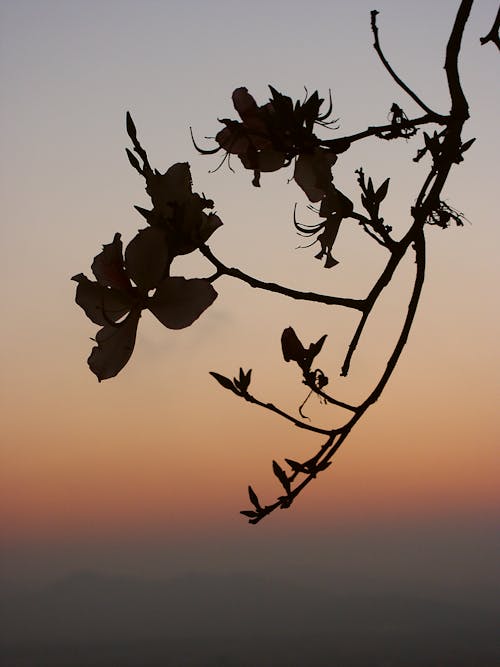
209 372 236 392
126 111 137 140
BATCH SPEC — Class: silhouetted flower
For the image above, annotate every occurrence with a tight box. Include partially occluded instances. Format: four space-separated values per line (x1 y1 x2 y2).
73 232 217 381
197 86 337 187
295 184 353 268
134 162 223 256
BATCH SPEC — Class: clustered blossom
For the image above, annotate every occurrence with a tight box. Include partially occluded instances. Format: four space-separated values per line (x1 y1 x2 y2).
195 86 358 267
73 117 222 381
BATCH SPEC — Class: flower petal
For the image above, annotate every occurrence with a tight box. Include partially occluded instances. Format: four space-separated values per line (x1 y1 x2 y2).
294 149 338 202
88 309 141 381
281 326 306 365
125 227 169 292
148 277 217 329
91 233 131 290
215 124 250 155
72 274 132 325
146 162 193 215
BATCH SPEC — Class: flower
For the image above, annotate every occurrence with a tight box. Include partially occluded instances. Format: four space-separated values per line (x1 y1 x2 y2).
73 232 217 381
200 86 337 187
134 162 223 256
294 183 354 268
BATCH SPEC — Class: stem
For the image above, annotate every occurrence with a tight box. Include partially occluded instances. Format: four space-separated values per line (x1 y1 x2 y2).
200 244 366 311
370 11 439 117
243 392 334 435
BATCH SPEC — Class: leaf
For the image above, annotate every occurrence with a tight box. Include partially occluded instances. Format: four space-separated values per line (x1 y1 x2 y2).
148 277 217 329
209 372 236 392
87 309 141 382
281 326 306 364
126 111 137 142
460 138 476 153
124 227 169 293
240 510 258 518
72 274 132 326
285 458 305 473
125 148 142 174
248 485 261 510
375 177 390 203
237 368 252 393
307 334 327 364
134 206 153 222
272 461 290 494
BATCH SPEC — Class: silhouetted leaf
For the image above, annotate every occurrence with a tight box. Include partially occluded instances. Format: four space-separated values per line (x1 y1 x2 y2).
240 510 258 518
134 206 153 221
375 177 390 202
272 460 290 493
248 485 261 510
126 111 137 142
149 277 217 329
307 334 327 362
125 148 142 174
285 458 305 473
460 138 476 153
209 372 236 392
236 368 252 393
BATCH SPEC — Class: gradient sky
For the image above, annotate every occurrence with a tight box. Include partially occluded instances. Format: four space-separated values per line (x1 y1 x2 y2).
0 0 499 593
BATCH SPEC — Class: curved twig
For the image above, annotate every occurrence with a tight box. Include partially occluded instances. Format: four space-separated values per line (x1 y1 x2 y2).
370 11 440 117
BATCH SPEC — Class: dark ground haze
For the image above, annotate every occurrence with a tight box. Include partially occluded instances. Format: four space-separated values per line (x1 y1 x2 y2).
1 569 499 667
2 519 499 666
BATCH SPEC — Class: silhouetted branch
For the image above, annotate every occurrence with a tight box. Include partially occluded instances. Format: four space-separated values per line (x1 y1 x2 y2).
200 244 366 311
242 392 335 435
480 6 500 50
370 11 439 116
73 2 487 524
445 0 473 120
319 112 447 152
244 231 426 523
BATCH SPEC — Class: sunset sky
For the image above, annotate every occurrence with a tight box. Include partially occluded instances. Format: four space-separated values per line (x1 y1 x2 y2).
0 0 498 598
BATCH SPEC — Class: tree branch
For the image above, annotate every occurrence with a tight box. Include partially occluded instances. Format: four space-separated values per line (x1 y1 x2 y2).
480 6 500 50
242 391 335 435
200 244 366 311
244 231 426 524
370 10 440 116
445 0 473 120
319 113 447 153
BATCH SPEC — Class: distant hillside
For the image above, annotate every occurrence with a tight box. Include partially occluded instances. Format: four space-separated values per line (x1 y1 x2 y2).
1 571 498 666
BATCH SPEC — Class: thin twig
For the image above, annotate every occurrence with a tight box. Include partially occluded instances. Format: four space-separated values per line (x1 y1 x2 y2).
480 6 500 50
370 11 440 117
247 232 426 524
320 113 447 153
200 244 366 311
242 392 335 435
